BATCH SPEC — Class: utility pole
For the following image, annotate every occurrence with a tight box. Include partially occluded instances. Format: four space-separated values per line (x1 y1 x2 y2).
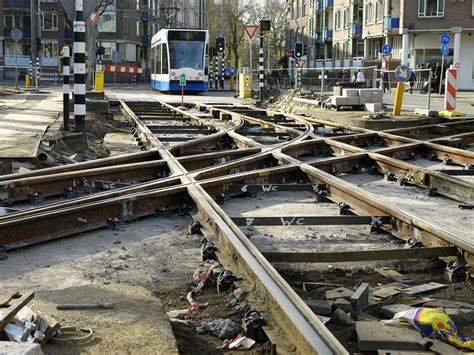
31 0 41 88
220 0 224 35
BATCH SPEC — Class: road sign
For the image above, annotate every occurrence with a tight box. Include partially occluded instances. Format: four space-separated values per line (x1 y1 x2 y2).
295 60 306 68
440 34 451 45
244 25 259 40
381 44 392 55
395 64 411 82
90 11 100 24
440 45 449 56
60 0 100 22
382 54 392 63
180 73 186 86
10 28 23 41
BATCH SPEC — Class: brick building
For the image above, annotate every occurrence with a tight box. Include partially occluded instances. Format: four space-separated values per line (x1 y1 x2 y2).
0 0 205 82
287 0 474 89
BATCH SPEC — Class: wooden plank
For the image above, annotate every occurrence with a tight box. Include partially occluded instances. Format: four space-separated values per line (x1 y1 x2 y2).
0 291 34 331
262 246 459 263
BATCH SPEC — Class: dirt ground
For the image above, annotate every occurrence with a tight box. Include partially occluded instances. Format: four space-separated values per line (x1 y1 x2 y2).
0 211 273 354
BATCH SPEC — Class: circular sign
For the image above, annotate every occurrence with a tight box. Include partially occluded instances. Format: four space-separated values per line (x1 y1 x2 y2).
381 44 392 55
10 28 23 41
455 63 460 69
440 45 449 57
395 64 411 82
439 34 451 45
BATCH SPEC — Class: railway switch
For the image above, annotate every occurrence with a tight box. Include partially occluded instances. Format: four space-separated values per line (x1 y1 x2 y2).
216 270 237 294
201 241 217 261
444 261 469 283
243 311 268 343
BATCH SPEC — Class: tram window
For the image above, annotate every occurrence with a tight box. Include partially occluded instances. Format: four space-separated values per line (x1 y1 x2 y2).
162 43 169 74
169 40 204 69
157 44 161 75
205 44 208 75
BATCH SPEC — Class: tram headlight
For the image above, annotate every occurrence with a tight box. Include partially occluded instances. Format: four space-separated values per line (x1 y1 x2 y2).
171 72 176 76
198 72 203 77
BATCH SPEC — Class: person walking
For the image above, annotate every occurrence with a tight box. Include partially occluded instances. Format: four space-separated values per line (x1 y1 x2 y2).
409 69 415 94
356 70 365 87
381 70 389 93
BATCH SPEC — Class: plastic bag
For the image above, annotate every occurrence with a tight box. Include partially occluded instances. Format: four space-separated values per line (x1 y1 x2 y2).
382 307 474 350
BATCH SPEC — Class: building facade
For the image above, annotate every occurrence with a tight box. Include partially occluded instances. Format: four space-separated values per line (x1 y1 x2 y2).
0 0 205 82
287 0 474 89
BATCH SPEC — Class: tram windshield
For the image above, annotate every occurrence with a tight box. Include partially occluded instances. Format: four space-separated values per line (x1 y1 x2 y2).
169 40 204 70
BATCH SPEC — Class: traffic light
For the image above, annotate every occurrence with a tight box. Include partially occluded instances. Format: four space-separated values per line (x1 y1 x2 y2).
96 42 105 59
294 41 303 59
216 36 225 53
260 20 271 36
209 47 216 57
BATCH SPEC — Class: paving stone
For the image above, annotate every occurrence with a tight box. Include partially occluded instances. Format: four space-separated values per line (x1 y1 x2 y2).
333 298 350 312
351 283 369 320
303 299 333 316
0 341 42 355
380 304 415 319
356 321 428 352
325 287 354 300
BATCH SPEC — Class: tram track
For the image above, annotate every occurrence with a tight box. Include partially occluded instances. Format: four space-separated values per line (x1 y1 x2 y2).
0 100 473 353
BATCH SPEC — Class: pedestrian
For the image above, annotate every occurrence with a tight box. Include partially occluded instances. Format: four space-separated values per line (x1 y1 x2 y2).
356 70 365 87
381 70 389 93
409 69 415 94
342 70 350 82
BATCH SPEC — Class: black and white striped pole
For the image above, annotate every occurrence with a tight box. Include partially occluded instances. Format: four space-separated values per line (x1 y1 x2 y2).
73 0 86 133
258 34 264 101
220 54 225 89
258 20 271 101
28 59 33 83
35 57 40 87
62 46 70 131
214 55 218 90
209 53 213 89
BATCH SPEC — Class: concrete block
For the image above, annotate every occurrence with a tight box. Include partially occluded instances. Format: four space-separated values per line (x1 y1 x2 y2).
0 341 43 355
333 86 343 96
365 103 383 112
380 304 414 319
358 97 370 105
331 96 348 106
350 282 369 320
342 88 360 97
86 91 105 100
370 89 384 98
369 96 384 104
358 89 375 98
356 321 428 352
325 287 354 300
346 97 360 106
333 298 351 312
86 99 110 113
303 299 333 316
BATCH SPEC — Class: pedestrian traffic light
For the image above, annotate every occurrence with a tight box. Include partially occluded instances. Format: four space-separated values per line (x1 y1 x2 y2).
216 36 225 53
260 20 271 36
96 42 105 59
294 41 303 59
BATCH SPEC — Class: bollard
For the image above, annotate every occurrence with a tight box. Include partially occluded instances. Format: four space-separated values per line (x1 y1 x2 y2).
25 74 30 89
258 34 264 100
73 0 86 133
230 74 235 91
63 46 70 131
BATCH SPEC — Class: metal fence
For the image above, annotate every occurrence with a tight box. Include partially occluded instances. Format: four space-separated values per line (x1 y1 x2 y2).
373 68 433 94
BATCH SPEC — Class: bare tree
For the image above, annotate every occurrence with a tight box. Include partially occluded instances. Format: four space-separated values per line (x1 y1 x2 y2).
223 0 249 68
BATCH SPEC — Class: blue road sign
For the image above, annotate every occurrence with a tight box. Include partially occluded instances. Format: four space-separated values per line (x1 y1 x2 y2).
439 34 451 45
381 44 392 55
395 64 411 82
441 45 449 56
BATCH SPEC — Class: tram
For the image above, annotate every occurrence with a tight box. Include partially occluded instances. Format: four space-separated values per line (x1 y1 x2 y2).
151 29 209 92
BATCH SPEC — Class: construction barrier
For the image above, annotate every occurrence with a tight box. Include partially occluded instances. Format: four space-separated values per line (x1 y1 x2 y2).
96 64 143 74
444 67 457 111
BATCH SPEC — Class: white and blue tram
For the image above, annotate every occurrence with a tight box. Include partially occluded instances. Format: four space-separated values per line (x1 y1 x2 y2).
151 29 208 92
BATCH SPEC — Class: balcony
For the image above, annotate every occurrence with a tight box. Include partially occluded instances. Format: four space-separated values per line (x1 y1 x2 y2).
351 23 362 37
141 35 149 44
322 29 333 41
323 0 333 9
5 55 30 67
140 10 149 21
384 17 400 30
